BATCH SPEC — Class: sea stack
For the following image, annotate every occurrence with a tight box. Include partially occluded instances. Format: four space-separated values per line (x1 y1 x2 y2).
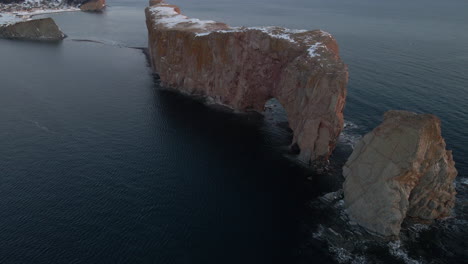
0 18 65 41
80 0 106 12
343 110 458 237
145 0 348 163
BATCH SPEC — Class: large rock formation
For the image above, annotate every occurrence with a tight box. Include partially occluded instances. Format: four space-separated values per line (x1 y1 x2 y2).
343 110 458 237
0 17 65 41
79 0 105 12
145 0 348 163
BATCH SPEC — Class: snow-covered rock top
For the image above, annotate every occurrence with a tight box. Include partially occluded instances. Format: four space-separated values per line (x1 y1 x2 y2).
149 3 335 59
150 6 218 30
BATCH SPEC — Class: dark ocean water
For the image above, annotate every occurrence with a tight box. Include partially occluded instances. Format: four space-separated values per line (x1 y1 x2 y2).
0 0 467 263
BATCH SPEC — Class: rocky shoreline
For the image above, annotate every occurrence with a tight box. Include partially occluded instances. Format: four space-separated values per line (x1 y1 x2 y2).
0 0 79 18
0 0 105 40
0 0 104 13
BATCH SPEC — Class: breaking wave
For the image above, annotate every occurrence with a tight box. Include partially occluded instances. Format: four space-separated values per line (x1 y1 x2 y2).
339 121 362 149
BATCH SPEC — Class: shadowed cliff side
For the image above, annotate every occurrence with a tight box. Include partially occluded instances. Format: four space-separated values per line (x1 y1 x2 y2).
145 0 348 164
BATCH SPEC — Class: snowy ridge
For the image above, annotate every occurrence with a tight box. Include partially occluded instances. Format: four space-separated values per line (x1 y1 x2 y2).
150 4 334 60
150 6 217 29
195 27 307 42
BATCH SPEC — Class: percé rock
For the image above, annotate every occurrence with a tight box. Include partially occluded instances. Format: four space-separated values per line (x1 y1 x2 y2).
145 0 348 163
79 0 105 12
0 17 65 41
343 110 458 237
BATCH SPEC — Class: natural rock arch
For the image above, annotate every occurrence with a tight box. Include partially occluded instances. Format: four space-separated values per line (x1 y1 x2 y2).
145 1 348 163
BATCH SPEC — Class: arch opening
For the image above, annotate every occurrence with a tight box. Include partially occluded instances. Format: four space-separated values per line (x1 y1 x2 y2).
262 98 299 156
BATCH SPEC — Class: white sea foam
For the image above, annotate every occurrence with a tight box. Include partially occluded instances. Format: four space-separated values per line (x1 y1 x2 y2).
388 241 422 264
339 121 362 149
329 246 353 263
457 177 468 186
312 225 325 239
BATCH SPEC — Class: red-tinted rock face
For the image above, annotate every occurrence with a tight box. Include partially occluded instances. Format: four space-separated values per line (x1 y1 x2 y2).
145 1 348 163
80 0 105 12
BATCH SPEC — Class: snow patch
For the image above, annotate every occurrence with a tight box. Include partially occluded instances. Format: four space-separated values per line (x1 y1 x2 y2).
248 27 307 43
0 13 21 25
308 42 326 57
320 30 332 38
150 6 217 29
194 29 239 37
151 6 329 60
13 7 80 18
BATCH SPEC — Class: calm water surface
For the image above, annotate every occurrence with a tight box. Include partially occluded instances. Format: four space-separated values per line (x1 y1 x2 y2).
0 0 466 263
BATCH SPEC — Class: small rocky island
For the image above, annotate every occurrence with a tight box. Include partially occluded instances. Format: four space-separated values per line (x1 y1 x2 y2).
78 0 105 12
145 0 349 163
0 16 65 40
343 111 458 237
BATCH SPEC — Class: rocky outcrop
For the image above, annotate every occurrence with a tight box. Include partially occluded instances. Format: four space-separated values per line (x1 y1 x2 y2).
0 17 65 41
145 1 348 163
343 110 458 237
79 0 105 12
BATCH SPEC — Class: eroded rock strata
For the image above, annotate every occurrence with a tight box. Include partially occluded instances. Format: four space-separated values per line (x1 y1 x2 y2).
145 0 348 163
0 17 65 40
343 110 458 237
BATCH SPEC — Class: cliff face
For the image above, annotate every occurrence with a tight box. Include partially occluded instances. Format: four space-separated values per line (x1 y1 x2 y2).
0 17 65 41
145 1 348 163
343 111 458 237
